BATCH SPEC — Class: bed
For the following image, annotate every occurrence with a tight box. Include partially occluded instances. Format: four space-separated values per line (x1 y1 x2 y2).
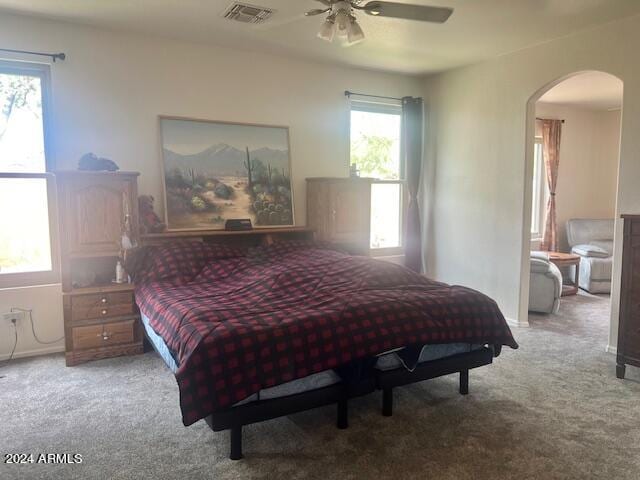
131 230 518 459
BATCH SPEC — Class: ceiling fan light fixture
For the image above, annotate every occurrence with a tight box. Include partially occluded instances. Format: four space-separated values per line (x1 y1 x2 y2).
308 0 454 46
335 10 351 35
347 18 365 45
317 17 336 42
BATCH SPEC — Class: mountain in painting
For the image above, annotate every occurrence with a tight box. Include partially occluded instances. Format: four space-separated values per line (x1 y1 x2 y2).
163 143 289 177
249 147 290 170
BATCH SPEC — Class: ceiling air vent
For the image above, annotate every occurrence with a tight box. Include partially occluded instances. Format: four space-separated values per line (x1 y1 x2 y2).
222 2 275 24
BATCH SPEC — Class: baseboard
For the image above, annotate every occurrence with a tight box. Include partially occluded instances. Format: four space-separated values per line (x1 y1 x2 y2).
0 344 64 362
507 317 530 328
606 345 617 355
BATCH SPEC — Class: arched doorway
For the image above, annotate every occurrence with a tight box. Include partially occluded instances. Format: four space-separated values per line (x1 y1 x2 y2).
519 71 623 349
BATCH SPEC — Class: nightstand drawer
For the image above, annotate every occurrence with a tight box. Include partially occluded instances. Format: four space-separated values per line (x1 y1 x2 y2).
72 303 134 321
71 292 133 308
71 293 134 321
72 320 135 350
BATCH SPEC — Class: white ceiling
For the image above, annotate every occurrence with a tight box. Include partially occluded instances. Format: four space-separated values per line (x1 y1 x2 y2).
538 72 624 110
1 0 640 74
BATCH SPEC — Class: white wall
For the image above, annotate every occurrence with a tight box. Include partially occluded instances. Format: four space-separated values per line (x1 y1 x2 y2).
0 12 421 359
422 13 640 349
0 285 64 360
535 103 620 252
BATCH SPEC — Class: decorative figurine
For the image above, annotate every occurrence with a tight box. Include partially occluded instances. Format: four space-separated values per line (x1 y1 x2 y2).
78 152 120 171
138 195 166 234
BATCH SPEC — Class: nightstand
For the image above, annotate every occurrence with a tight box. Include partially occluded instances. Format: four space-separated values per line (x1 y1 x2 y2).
56 171 143 366
62 284 143 366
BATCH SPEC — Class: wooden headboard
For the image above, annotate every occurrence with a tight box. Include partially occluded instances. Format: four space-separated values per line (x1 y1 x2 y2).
140 226 314 248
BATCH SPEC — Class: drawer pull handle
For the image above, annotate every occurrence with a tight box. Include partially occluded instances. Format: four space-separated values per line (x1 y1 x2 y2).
101 309 108 315
101 297 108 304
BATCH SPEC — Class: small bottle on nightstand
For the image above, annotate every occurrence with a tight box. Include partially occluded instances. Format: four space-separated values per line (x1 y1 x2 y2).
115 260 127 284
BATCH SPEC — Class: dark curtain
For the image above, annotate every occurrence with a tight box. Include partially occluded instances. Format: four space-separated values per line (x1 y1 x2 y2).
402 96 424 272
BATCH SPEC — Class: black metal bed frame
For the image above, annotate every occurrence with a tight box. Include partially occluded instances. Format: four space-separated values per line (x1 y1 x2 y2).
203 346 497 460
205 377 376 460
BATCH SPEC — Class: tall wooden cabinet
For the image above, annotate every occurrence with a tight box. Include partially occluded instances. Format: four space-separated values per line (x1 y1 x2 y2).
617 214 640 379
56 171 143 366
306 177 373 255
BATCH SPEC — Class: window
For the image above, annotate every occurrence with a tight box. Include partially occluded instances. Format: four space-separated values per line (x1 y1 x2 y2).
350 101 404 255
531 137 547 240
0 61 58 288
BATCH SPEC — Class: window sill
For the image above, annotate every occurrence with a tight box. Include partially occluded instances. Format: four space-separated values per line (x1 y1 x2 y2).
370 247 404 257
0 285 61 294
0 276 61 291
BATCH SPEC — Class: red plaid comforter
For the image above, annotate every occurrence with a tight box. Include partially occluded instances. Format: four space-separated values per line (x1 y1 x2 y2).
136 243 518 426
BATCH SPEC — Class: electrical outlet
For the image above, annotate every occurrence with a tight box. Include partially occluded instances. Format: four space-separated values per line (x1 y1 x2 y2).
3 311 25 323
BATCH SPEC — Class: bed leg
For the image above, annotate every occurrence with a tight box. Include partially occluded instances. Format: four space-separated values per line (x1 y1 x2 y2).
337 398 348 429
459 369 469 395
229 426 243 460
382 388 393 417
616 363 626 379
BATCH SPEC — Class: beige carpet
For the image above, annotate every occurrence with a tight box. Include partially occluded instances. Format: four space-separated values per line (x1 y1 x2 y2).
1 291 639 480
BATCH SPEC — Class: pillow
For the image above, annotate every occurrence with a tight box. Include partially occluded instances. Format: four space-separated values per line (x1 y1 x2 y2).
127 241 246 282
572 244 610 258
248 240 344 262
123 246 152 283
589 240 614 255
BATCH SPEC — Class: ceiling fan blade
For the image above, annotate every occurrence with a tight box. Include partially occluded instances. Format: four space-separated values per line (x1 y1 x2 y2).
362 2 453 23
305 8 331 16
313 0 332 6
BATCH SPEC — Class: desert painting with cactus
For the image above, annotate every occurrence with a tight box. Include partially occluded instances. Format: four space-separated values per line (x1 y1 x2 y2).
160 118 294 231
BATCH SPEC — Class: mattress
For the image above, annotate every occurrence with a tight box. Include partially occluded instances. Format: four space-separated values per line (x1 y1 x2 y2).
142 311 179 373
141 313 341 406
142 313 485 406
375 343 485 371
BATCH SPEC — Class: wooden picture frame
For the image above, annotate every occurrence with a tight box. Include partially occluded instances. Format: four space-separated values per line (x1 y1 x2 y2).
158 116 295 231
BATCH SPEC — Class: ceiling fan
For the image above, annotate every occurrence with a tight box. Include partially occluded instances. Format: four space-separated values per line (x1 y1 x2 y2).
305 0 454 45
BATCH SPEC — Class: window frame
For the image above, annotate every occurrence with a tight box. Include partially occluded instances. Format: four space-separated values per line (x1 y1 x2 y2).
0 173 60 288
531 137 547 241
0 59 54 171
369 179 407 257
0 60 59 288
349 99 406 256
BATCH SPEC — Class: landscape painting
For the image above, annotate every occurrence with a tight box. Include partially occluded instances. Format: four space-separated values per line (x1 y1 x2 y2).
159 117 294 231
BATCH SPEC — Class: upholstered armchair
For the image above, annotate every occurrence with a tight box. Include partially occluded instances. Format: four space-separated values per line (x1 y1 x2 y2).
529 251 563 314
566 219 614 294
